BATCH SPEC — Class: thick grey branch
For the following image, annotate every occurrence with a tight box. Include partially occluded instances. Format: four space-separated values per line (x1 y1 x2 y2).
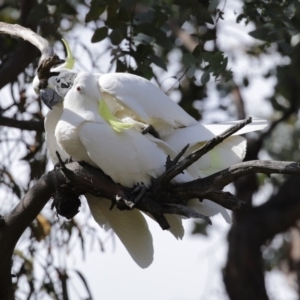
0 172 57 300
224 176 300 300
173 160 300 210
0 22 54 61
181 160 300 191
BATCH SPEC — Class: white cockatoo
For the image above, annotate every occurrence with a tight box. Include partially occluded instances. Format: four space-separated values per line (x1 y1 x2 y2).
33 43 155 268
33 41 267 268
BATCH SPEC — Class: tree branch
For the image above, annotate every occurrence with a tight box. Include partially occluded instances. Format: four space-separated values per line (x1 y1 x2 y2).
224 176 300 300
0 172 57 300
0 22 54 62
0 115 44 131
0 21 62 90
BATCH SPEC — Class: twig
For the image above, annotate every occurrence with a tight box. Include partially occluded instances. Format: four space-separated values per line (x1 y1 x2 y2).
174 160 300 210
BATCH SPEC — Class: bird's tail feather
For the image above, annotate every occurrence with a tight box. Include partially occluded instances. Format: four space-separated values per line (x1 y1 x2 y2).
86 194 154 268
187 199 232 224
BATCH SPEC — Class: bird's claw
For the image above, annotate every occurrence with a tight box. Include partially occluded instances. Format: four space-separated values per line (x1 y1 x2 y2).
115 194 135 209
131 183 148 205
114 183 148 209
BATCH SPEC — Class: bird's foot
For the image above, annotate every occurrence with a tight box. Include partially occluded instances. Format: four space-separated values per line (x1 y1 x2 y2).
114 183 148 209
131 182 148 205
115 194 135 209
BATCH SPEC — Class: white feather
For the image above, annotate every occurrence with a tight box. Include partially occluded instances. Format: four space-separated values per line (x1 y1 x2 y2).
43 75 155 267
87 196 154 268
98 73 198 137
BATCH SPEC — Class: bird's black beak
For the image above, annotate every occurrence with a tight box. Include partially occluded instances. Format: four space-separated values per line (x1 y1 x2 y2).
40 88 63 109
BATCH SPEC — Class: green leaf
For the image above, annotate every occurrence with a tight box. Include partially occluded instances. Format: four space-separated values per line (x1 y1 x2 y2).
182 53 196 67
150 54 167 71
193 4 214 25
27 4 48 24
118 7 131 23
91 27 108 43
46 0 66 5
61 3 77 15
119 0 136 9
109 25 126 45
187 64 196 77
248 24 280 42
116 59 128 72
136 44 154 57
208 0 220 11
201 71 210 85
236 13 246 23
106 6 120 28
243 76 249 87
85 0 107 23
191 220 209 236
153 29 173 49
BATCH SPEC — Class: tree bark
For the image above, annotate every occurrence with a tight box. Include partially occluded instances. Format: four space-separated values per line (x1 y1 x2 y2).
224 176 300 300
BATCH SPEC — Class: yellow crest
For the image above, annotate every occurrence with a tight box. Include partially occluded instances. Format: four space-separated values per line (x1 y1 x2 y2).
98 100 133 132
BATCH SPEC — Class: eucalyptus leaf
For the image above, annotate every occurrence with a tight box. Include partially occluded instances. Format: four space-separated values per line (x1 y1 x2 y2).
150 54 167 71
201 71 210 85
91 27 108 43
27 4 48 24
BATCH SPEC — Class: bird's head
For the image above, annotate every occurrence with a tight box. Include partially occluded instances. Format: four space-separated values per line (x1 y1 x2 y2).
33 39 76 110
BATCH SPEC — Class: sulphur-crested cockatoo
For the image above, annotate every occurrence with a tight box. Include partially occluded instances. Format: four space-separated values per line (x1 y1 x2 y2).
33 43 156 268
35 42 215 268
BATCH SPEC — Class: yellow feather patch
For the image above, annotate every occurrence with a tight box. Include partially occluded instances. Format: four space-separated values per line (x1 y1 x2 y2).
99 100 133 132
61 39 75 69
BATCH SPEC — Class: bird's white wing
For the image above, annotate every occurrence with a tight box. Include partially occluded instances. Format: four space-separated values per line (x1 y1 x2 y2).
78 120 195 187
163 119 266 176
86 195 153 268
166 132 247 177
204 119 268 136
201 200 232 224
164 119 267 149
78 121 166 187
199 136 247 176
98 73 197 136
187 199 231 224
